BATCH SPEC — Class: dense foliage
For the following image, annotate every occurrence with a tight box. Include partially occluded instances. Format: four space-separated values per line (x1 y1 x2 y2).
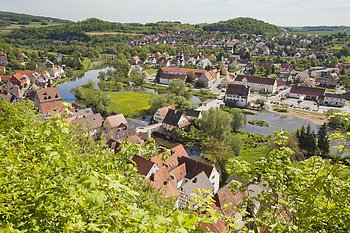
0 101 211 232
0 11 71 25
202 17 281 35
227 130 350 232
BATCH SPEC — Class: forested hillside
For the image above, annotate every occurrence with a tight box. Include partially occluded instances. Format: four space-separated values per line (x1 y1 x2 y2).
0 11 71 24
202 17 281 35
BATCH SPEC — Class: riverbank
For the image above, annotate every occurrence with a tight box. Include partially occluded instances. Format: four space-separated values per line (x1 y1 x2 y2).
268 107 327 125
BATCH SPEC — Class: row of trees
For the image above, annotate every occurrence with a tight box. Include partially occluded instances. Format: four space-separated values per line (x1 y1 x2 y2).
296 124 330 158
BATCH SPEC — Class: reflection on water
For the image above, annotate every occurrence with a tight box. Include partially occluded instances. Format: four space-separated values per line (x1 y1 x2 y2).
243 110 320 135
57 68 109 102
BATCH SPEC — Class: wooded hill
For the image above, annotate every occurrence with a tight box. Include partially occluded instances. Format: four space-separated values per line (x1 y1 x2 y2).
202 17 282 35
0 11 72 24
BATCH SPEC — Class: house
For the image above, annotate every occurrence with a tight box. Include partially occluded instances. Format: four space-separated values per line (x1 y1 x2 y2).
131 155 159 179
185 109 202 120
153 106 176 123
177 171 215 209
10 73 31 88
130 56 141 65
178 156 220 193
234 75 277 94
220 74 234 88
321 93 346 107
224 84 250 108
159 73 187 85
296 70 310 82
42 59 55 68
190 96 202 108
67 113 104 136
315 77 339 88
288 85 325 101
0 66 6 74
198 70 217 88
146 166 180 197
159 67 206 85
0 93 21 104
103 114 128 132
105 126 144 152
0 56 8 65
0 81 21 98
309 67 339 78
49 66 64 79
34 87 65 117
279 63 295 73
196 59 212 69
162 109 191 131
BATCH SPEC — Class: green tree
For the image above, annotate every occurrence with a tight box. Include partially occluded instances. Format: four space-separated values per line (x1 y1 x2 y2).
317 123 330 158
0 101 215 232
226 130 350 232
199 108 233 140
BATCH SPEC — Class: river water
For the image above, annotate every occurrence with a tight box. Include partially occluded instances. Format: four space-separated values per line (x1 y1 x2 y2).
244 110 320 135
56 68 106 102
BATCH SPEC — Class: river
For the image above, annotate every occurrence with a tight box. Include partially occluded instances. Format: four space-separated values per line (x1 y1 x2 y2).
244 110 320 135
56 68 107 102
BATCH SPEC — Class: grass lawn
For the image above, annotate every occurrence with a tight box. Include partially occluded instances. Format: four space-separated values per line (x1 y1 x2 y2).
341 56 350 63
105 91 153 117
236 145 270 164
145 68 158 75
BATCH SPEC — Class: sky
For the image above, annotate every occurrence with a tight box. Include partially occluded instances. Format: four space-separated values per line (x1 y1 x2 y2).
1 0 350 26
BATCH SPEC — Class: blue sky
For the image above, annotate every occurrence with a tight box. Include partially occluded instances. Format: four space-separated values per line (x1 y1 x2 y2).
1 0 349 26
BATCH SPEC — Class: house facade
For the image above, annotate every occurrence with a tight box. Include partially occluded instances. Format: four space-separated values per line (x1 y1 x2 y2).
234 75 277 94
224 84 250 108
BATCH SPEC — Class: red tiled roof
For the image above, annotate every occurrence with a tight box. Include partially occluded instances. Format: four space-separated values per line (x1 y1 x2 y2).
290 85 325 97
235 75 276 86
146 166 179 197
105 114 128 129
161 67 205 74
225 84 250 96
178 156 214 179
132 155 156 176
36 87 62 103
160 73 187 81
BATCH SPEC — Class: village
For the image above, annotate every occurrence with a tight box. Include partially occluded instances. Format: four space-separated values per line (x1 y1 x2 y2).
1 22 350 231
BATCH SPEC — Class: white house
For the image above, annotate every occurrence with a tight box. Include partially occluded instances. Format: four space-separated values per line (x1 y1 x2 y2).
322 93 346 107
196 58 212 69
153 106 175 123
234 75 277 94
225 84 250 108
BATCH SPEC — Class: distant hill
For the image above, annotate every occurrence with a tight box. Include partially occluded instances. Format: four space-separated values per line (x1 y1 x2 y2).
202 17 282 35
0 11 72 25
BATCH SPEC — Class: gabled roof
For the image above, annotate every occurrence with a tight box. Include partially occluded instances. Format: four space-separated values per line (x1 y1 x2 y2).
163 109 186 126
178 156 214 179
235 75 276 86
151 144 190 169
67 113 104 131
35 87 62 103
215 186 246 217
131 155 157 176
180 171 214 197
225 84 250 97
290 85 325 97
160 73 187 81
186 109 201 118
156 106 175 118
170 163 187 181
146 166 179 197
161 67 205 75
105 114 128 129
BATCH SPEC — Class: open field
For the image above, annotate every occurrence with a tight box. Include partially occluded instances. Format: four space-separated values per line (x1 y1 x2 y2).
105 91 153 117
5 21 64 29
